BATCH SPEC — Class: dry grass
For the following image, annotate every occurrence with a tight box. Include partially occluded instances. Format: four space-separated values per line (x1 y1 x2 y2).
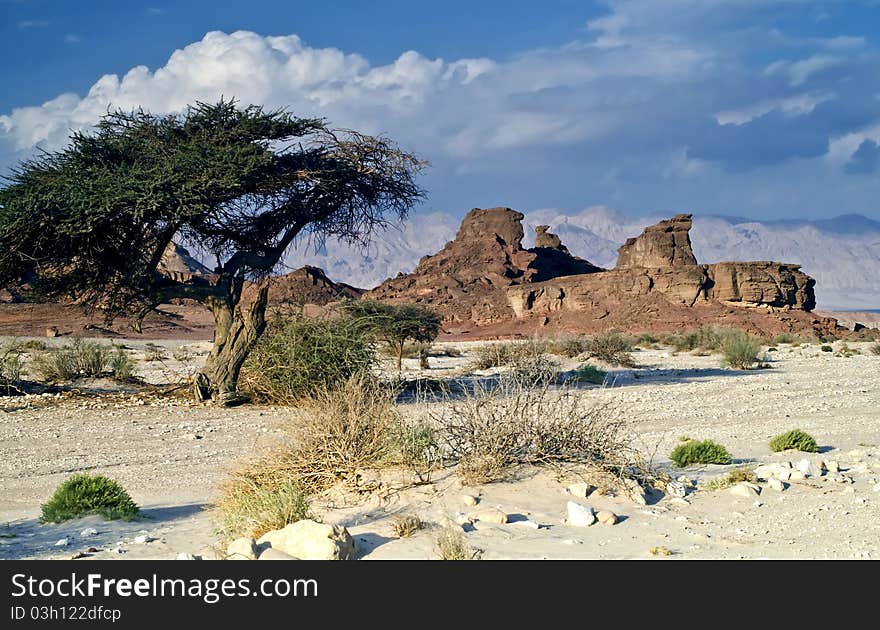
391 514 425 538
436 526 481 560
213 478 310 541
704 467 757 490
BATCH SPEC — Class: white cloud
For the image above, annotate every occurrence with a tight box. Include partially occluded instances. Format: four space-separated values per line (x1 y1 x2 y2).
765 54 844 86
715 92 835 125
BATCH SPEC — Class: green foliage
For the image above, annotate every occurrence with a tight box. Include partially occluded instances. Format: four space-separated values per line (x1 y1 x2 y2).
471 340 549 370
585 332 635 367
721 331 761 369
820 345 833 352
344 300 441 370
670 440 733 467
40 474 139 523
0 340 27 394
389 420 442 483
109 348 136 381
769 429 819 453
835 342 859 357
214 478 310 541
31 338 111 381
704 467 756 490
240 313 376 403
570 364 608 385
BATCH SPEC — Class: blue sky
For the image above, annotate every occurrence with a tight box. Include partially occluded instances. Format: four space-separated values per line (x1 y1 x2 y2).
2 0 879 221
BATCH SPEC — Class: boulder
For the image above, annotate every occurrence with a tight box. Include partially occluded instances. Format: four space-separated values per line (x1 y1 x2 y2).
226 537 258 560
566 501 596 527
257 520 355 560
474 509 508 525
258 548 300 560
616 214 698 269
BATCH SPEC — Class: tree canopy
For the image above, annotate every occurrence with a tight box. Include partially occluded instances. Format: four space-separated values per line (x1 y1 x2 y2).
0 100 426 401
344 300 442 370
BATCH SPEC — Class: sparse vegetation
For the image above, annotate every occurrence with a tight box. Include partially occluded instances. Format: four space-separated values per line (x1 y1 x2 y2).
436 526 480 560
391 514 424 538
0 340 27 394
214 478 310 541
344 300 441 370
143 343 168 362
721 331 761 369
670 439 732 467
471 340 549 370
30 338 134 382
546 336 589 358
584 332 636 367
109 348 136 381
769 429 819 453
569 364 608 385
389 420 442 483
650 545 672 557
704 467 757 490
240 313 376 403
40 474 139 523
820 345 833 352
835 342 859 358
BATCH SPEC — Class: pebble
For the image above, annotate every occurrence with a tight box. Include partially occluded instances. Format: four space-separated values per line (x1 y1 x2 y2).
825 460 840 473
768 478 785 492
79 527 98 538
566 501 596 527
512 519 541 530
461 494 479 507
788 470 806 482
54 537 70 547
665 481 687 498
596 510 618 525
176 552 198 560
566 483 593 499
796 459 812 475
133 535 154 544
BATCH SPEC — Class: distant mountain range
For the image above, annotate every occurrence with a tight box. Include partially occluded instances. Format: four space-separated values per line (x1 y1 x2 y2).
280 209 880 311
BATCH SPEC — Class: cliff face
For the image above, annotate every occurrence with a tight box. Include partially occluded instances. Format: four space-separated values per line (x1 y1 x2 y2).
368 206 837 337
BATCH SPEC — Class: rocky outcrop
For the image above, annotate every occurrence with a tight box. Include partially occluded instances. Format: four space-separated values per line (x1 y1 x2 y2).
367 207 602 325
706 262 816 311
534 225 566 251
616 213 697 268
267 266 363 307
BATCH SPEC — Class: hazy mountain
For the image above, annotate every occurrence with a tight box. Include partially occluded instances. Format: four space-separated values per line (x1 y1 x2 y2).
280 208 880 310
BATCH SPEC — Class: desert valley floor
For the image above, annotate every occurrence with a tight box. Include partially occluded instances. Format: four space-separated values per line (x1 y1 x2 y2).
1 338 879 560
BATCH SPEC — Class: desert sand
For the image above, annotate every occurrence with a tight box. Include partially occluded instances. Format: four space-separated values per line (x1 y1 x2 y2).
1 338 878 560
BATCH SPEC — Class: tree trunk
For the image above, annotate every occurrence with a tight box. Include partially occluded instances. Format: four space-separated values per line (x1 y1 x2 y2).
396 342 404 372
194 279 270 404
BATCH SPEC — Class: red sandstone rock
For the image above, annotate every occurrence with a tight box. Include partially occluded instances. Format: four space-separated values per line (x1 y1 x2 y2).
616 213 698 268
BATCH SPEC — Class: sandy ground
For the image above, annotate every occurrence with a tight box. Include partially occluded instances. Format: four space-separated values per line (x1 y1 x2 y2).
1 339 878 560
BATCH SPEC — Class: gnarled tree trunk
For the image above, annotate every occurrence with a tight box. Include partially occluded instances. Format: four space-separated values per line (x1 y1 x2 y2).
194 278 270 404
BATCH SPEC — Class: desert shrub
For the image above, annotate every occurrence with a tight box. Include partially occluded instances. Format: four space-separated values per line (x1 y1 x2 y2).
389 420 442 483
143 343 168 362
21 340 48 351
436 526 480 560
569 364 607 385
721 331 761 369
430 372 654 486
650 546 672 557
471 340 549 370
820 344 833 352
871 343 880 356
546 336 590 358
214 478 309 541
109 348 136 382
585 332 635 367
0 340 27 394
391 514 424 538
343 300 441 370
835 342 859 357
40 473 139 523
31 338 111 381
634 333 658 347
664 326 724 353
669 439 732 467
172 346 195 362
442 346 462 358
240 313 376 403
704 467 756 490
769 429 819 453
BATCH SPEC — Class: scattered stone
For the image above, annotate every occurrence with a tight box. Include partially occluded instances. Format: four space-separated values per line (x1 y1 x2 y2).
54 537 70 547
258 548 300 560
79 527 98 538
107 547 125 554
566 501 596 527
257 520 355 560
768 478 785 492
461 494 479 507
474 509 508 525
176 552 199 560
512 519 541 529
825 460 840 473
665 480 687 498
70 552 87 559
133 535 154 544
454 513 473 527
226 537 258 560
624 479 647 505
796 459 812 475
755 463 788 480
788 470 806 482
729 483 760 498
668 497 690 507
567 482 594 499
596 510 618 525
87 547 99 553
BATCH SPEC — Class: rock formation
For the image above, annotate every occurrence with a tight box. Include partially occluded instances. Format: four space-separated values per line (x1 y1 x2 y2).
368 207 839 337
267 266 363 306
616 213 697 268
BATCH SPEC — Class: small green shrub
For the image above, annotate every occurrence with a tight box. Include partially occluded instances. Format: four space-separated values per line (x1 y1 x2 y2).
769 429 819 453
390 420 442 483
721 332 761 369
670 440 732 467
570 364 607 385
1 340 27 394
585 332 635 367
40 474 139 523
214 478 310 541
109 348 136 382
704 467 756 490
32 338 112 381
143 343 167 362
820 345 833 352
835 342 859 357
240 313 376 403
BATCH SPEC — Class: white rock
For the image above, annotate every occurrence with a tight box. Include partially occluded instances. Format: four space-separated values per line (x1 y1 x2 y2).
176 552 199 560
566 482 593 499
596 510 618 525
258 548 299 560
873 483 880 493
54 537 70 547
512 519 541 529
796 459 812 475
133 535 153 544
768 478 785 492
729 483 760 498
665 481 687 498
454 513 473 527
79 528 98 538
257 520 355 560
461 494 479 507
777 469 791 481
566 501 596 527
226 537 258 560
474 509 508 525
788 470 806 482
825 460 839 473
624 479 648 505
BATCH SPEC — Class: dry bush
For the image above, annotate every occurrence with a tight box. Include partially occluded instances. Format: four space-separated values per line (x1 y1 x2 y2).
143 343 167 362
436 526 480 560
213 478 309 541
391 514 424 538
871 343 880 356
30 338 134 382
546 336 590 358
471 340 550 370
428 373 656 487
0 340 27 394
585 332 636 367
704 467 756 490
388 419 442 483
721 331 761 369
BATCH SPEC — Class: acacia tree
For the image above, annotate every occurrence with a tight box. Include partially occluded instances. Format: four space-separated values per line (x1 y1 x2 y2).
0 100 425 402
344 300 441 370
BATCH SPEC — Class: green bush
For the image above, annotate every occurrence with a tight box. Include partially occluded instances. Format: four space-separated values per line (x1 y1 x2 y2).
704 467 756 490
32 338 111 381
343 300 441 370
40 474 139 523
546 336 590 358
769 429 819 453
1 340 27 394
721 331 761 369
585 332 635 367
109 348 136 381
390 420 442 483
240 313 376 403
670 440 732 467
820 345 833 352
570 364 607 385
214 478 310 541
